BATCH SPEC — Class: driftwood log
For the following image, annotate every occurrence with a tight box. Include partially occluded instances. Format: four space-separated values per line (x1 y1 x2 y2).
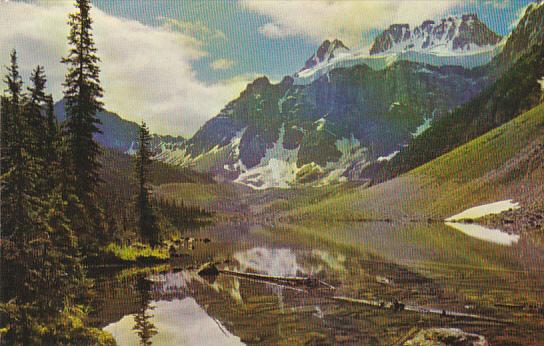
331 296 511 324
219 269 335 289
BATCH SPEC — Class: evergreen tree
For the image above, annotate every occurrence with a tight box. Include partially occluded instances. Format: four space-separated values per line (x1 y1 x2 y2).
26 66 47 158
61 0 105 251
61 0 103 205
135 122 159 246
43 95 60 185
0 50 37 240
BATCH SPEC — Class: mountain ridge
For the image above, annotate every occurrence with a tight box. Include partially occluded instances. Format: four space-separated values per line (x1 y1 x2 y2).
54 98 185 154
370 13 502 55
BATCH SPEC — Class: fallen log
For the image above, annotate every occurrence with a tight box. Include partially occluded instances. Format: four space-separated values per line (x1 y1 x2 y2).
219 269 334 289
331 296 511 324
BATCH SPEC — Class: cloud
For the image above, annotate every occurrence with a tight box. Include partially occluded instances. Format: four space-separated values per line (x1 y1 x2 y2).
0 1 248 136
210 58 235 70
159 18 227 43
259 22 288 39
242 0 461 46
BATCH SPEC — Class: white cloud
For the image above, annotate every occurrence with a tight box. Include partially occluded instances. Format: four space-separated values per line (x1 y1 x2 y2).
159 17 227 43
210 58 235 70
0 1 247 136
259 22 288 39
242 0 461 46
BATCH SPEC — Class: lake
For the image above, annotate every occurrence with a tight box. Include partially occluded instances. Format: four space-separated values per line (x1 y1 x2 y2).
89 221 544 345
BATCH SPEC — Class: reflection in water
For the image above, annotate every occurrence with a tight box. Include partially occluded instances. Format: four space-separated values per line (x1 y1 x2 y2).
104 298 244 346
96 223 544 345
445 222 520 246
133 279 157 345
233 247 305 277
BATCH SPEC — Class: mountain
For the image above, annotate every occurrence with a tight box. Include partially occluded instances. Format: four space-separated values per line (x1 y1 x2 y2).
155 63 488 189
54 99 185 154
363 1 544 183
294 14 504 85
300 39 349 71
289 102 544 222
370 14 502 55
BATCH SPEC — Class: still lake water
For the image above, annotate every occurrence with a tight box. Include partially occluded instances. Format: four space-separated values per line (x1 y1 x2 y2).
89 222 544 345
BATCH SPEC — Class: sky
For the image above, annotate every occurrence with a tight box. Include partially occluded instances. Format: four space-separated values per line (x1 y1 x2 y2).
0 0 534 136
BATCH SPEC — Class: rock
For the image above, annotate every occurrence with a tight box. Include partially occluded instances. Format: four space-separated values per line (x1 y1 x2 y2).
197 262 219 277
404 328 488 346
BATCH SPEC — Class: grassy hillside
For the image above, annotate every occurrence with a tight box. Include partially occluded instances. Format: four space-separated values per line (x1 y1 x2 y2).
290 103 544 221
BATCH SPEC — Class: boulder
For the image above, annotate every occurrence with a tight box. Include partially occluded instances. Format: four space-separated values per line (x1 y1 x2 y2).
404 328 488 346
197 262 219 277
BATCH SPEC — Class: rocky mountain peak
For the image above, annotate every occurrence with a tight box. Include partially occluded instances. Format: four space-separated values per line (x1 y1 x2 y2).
300 39 349 71
370 13 502 55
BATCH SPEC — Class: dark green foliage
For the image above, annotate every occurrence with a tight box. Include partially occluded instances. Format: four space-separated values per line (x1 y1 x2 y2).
61 0 103 206
60 0 107 254
154 197 212 229
0 50 109 345
0 50 37 240
135 122 160 246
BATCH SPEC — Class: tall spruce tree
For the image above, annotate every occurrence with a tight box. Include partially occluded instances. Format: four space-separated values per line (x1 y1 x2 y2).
61 0 105 251
0 50 37 240
135 122 159 246
61 0 103 205
26 66 47 156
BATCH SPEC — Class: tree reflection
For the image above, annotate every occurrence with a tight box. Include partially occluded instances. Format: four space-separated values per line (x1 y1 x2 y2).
133 277 158 345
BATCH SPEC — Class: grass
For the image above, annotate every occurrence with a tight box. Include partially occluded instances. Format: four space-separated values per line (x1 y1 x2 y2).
102 243 169 263
290 103 544 221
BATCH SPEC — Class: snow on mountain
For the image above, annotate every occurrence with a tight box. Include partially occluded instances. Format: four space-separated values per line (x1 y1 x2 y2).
370 14 502 55
235 124 299 189
293 45 503 85
294 14 504 85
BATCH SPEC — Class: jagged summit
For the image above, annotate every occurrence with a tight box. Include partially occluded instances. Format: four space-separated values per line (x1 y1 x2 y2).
370 13 502 55
300 39 349 71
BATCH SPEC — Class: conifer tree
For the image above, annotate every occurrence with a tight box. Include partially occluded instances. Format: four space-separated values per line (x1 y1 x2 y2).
61 0 105 251
61 0 103 205
0 50 36 240
26 66 47 157
135 122 159 246
43 95 60 178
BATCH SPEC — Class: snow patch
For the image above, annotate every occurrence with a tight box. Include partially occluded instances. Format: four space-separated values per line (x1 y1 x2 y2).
412 117 432 137
235 124 299 189
445 199 520 221
125 141 137 156
377 151 400 162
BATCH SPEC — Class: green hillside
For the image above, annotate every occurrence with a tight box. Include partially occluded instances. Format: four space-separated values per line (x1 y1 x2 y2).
290 103 544 221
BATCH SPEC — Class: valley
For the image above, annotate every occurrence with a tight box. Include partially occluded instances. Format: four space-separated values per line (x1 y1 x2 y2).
2 1 543 345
